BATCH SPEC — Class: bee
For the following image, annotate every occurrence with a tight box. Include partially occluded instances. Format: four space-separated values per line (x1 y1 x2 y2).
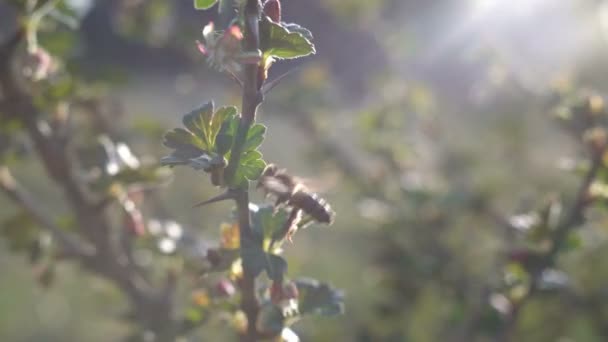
257 164 335 225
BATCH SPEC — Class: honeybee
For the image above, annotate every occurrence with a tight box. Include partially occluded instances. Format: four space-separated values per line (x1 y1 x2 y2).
257 164 335 225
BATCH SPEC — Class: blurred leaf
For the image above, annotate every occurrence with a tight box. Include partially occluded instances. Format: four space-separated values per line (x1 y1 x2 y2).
251 205 291 243
241 240 268 278
256 303 285 335
294 278 344 316
1 211 40 252
194 0 218 10
266 254 287 281
200 248 240 273
260 19 315 60
241 234 287 280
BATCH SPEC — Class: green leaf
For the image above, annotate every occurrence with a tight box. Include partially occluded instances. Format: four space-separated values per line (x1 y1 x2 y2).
282 23 313 42
197 248 240 274
1 211 40 252
231 150 266 187
251 205 291 244
215 114 239 156
210 107 238 151
260 19 315 60
241 241 268 278
162 103 238 172
194 0 218 10
294 278 344 316
256 304 285 335
182 102 214 149
266 254 287 281
244 124 266 152
241 235 287 280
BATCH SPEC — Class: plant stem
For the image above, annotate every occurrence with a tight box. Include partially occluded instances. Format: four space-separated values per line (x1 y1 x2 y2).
223 1 263 340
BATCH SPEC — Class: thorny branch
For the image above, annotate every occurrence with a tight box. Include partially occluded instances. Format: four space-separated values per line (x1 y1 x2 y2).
224 0 264 340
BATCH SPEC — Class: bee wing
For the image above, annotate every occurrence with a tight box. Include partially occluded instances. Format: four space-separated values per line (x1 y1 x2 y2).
263 177 292 195
292 174 336 194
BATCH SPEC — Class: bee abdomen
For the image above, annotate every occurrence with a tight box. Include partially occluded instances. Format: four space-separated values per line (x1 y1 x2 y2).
290 191 334 224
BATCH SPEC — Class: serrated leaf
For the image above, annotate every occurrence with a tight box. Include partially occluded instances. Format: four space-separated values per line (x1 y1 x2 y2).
162 104 238 172
282 23 313 42
163 128 206 152
260 19 315 60
183 102 214 149
294 278 344 316
210 107 238 150
215 114 239 156
194 0 218 10
244 124 266 152
231 150 266 187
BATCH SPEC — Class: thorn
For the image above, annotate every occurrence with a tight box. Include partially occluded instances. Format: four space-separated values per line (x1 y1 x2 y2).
227 70 243 87
192 189 236 208
261 67 299 95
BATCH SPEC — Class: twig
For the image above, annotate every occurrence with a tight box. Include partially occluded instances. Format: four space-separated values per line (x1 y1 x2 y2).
0 166 93 258
498 146 604 341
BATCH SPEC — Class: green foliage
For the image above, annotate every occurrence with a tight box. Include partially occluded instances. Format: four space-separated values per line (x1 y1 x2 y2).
241 231 287 281
161 101 266 187
1 211 39 252
161 102 235 172
260 18 316 60
194 0 218 10
294 278 344 316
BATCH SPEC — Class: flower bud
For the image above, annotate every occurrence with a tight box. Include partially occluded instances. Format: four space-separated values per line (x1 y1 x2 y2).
263 0 281 22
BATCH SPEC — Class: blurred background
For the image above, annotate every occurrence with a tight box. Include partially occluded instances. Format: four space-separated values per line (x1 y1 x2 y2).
3 0 608 341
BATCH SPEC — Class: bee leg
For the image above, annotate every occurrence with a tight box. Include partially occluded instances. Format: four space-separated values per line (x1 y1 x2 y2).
284 209 302 243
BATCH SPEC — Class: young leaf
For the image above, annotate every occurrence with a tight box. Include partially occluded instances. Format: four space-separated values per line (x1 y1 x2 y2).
182 102 215 150
215 115 239 156
244 123 267 152
294 278 344 316
194 0 218 10
231 150 266 187
260 19 315 60
210 106 238 150
161 103 239 172
281 23 313 42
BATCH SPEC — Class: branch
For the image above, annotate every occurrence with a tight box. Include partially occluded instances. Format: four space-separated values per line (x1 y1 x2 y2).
224 1 263 340
498 146 604 341
0 21 176 336
0 166 94 258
